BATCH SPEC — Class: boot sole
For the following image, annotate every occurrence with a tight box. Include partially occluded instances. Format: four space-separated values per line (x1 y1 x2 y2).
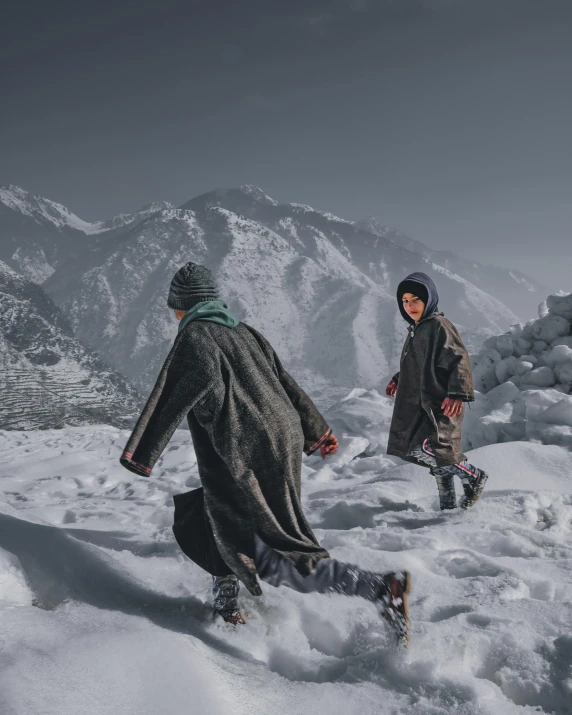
461 491 484 509
382 571 411 647
402 571 411 646
213 611 246 625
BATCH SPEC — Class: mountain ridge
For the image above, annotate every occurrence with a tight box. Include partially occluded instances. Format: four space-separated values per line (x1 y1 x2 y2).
40 186 525 397
1 182 545 404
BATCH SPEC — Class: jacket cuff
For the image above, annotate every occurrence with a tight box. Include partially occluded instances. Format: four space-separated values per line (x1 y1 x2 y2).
120 451 152 477
392 373 400 385
306 428 332 456
447 392 475 403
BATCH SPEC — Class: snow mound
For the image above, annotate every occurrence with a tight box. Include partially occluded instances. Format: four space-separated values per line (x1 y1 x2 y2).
467 292 572 450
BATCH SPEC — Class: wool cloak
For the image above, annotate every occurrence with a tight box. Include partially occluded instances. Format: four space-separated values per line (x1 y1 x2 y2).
120 321 331 595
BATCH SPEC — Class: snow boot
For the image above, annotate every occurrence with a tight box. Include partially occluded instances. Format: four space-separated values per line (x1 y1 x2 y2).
459 467 488 509
212 574 245 625
432 470 457 510
376 571 411 647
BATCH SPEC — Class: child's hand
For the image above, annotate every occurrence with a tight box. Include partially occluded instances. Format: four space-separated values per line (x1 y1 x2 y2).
320 434 339 459
441 397 464 417
386 380 398 398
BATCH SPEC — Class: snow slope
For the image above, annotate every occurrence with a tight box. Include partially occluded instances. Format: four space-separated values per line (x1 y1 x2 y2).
1 391 571 715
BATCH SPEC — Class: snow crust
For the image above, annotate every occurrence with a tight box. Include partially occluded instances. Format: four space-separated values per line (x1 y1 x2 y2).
1 389 571 714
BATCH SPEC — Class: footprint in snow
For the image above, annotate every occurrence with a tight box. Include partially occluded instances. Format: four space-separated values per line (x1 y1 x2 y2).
428 604 473 623
435 550 503 579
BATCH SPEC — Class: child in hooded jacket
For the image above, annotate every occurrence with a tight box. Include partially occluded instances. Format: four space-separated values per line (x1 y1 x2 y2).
386 272 488 510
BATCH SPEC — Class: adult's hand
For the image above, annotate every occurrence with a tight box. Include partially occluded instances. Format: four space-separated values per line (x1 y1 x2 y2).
386 380 398 398
320 434 339 459
441 397 464 418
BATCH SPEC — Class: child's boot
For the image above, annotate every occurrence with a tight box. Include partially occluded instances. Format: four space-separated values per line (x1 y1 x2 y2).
458 467 488 509
376 571 411 647
432 469 457 510
327 563 411 646
212 574 246 624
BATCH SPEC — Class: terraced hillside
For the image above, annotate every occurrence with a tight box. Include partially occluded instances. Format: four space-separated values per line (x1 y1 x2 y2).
0 261 142 430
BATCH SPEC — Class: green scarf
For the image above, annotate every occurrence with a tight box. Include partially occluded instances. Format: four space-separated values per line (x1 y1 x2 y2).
177 300 240 333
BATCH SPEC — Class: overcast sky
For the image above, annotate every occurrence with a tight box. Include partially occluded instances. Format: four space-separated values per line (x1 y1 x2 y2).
2 0 571 289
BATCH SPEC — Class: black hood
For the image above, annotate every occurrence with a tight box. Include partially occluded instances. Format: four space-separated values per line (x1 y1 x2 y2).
397 272 440 325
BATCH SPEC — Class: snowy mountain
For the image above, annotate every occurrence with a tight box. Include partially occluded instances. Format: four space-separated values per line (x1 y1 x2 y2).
0 260 142 430
1 182 548 399
0 185 96 284
40 185 537 397
0 185 173 283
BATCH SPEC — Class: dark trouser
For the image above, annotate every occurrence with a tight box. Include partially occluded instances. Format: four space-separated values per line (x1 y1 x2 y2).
253 535 388 602
408 439 486 510
213 536 391 615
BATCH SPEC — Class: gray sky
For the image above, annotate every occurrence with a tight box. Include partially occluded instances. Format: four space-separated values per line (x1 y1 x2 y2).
2 0 571 290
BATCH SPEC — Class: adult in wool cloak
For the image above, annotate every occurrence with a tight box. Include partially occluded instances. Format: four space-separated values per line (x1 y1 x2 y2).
120 288 334 597
386 272 475 467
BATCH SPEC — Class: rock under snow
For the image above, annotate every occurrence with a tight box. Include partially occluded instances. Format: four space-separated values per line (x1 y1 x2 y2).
467 292 572 450
546 291 572 320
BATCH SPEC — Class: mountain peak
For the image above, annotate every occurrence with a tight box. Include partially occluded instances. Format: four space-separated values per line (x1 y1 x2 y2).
135 200 174 214
355 216 389 237
0 184 28 195
237 185 278 205
0 185 34 212
180 185 279 214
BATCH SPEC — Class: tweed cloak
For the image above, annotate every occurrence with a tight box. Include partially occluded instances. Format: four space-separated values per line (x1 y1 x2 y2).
120 321 331 595
386 313 475 467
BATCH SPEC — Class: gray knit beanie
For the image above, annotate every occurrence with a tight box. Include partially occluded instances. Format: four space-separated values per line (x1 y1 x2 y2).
167 262 220 310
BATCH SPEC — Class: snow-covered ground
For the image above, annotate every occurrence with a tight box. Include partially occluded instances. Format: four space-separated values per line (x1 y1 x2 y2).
1 391 571 715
